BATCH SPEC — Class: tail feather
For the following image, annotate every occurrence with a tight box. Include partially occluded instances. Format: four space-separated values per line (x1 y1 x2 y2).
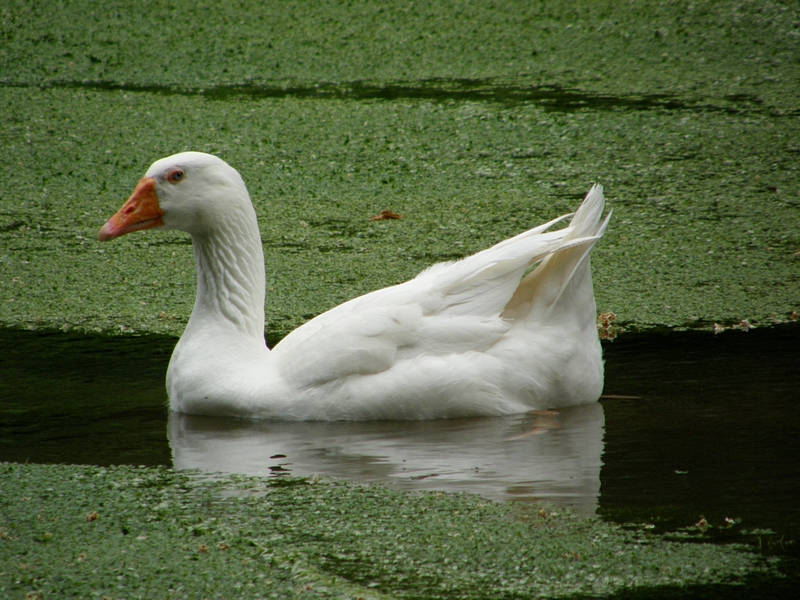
564 184 606 241
502 185 607 320
412 184 608 322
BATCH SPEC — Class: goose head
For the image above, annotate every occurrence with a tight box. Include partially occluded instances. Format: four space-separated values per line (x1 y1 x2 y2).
98 152 251 241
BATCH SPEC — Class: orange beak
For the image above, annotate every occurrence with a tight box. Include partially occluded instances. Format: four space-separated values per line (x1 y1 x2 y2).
98 177 165 242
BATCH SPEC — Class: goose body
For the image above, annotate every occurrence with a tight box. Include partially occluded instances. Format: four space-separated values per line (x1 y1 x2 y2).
99 152 610 420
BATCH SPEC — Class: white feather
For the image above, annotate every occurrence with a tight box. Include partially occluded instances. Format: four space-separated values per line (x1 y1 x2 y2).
102 152 610 420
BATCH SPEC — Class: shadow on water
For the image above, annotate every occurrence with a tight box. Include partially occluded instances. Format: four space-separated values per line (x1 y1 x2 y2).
0 328 174 467
600 324 800 537
7 79 793 116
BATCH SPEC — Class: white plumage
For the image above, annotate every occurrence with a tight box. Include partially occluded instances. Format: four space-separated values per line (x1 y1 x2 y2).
99 152 610 420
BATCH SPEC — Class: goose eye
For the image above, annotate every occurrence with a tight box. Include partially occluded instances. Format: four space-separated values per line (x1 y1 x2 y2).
167 170 185 184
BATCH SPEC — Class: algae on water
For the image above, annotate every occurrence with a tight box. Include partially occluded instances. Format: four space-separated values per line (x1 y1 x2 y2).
0 463 780 599
0 0 799 336
0 85 798 337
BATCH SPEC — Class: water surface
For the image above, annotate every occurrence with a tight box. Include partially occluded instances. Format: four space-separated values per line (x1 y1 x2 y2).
1 324 798 542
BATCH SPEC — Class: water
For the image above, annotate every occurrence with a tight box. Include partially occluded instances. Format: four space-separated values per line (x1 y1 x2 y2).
2 324 799 545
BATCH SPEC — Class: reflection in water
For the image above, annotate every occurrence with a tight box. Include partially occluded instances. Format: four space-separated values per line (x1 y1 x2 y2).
169 402 605 515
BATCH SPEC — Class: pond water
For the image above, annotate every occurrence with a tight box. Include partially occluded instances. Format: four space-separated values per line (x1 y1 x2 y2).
1 324 799 586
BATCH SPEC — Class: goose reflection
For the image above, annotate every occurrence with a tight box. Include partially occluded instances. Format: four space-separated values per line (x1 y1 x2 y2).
169 402 605 515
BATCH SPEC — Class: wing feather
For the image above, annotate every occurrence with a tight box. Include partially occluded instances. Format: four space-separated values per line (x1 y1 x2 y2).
273 186 606 391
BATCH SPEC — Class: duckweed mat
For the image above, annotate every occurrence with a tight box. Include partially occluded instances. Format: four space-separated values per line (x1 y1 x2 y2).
1 0 799 336
0 463 783 599
2 1 798 109
1 84 798 337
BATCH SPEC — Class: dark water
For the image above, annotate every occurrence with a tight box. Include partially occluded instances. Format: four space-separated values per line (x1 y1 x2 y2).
2 324 799 589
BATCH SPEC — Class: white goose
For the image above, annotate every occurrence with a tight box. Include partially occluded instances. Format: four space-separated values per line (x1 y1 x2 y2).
99 152 610 421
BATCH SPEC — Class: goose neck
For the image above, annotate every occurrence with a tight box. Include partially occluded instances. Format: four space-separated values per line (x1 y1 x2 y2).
190 223 266 341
